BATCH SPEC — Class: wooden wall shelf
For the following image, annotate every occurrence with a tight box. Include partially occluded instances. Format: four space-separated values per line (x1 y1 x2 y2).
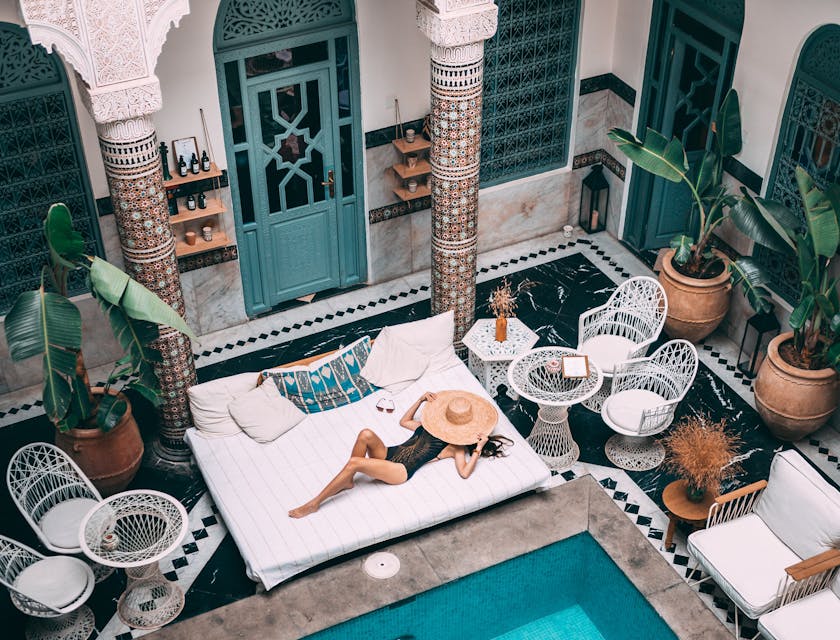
394 184 431 202
175 232 230 257
164 163 223 189
169 199 226 225
392 138 431 155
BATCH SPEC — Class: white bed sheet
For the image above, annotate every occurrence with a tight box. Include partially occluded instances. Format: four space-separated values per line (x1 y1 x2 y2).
185 360 551 590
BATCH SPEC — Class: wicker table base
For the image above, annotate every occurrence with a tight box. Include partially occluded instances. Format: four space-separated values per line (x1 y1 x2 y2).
526 404 580 471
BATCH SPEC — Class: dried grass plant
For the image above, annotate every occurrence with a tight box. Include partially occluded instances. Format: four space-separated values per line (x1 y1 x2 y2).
662 414 742 494
488 277 534 318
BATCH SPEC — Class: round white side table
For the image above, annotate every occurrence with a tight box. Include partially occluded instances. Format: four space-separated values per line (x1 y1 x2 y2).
79 490 188 630
508 346 603 470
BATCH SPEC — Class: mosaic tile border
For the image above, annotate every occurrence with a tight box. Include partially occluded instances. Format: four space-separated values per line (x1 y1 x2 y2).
578 72 637 106
573 148 626 181
368 195 432 224
177 244 239 273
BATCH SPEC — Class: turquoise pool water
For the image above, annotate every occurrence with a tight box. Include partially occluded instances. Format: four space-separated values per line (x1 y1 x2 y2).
304 533 677 640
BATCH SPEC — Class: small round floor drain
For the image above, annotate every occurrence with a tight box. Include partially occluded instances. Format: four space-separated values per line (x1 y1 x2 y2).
363 551 400 579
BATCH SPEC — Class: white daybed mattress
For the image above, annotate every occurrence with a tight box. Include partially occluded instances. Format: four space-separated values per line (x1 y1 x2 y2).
185 360 551 589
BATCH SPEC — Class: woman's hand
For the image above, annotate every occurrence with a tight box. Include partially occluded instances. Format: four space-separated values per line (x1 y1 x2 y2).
475 433 489 451
422 391 437 403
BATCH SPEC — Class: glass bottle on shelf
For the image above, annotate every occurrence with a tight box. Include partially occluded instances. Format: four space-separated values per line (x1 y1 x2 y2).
201 150 211 172
197 192 207 209
190 153 200 174
178 155 188 177
167 190 178 215
186 194 196 210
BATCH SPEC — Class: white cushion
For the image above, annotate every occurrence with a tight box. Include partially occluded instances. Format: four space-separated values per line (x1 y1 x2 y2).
14 556 90 609
188 371 259 437
755 450 840 559
603 389 665 433
758 589 840 640
386 311 461 374
578 334 636 374
228 379 305 443
39 497 99 551
360 327 430 393
687 513 800 619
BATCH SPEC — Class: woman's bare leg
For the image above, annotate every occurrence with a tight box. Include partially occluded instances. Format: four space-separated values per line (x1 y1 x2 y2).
351 428 387 459
289 456 408 518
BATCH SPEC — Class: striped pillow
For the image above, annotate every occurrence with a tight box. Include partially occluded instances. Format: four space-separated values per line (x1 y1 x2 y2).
263 336 377 413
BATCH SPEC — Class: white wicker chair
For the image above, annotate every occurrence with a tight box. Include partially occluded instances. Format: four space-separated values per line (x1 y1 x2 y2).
577 276 667 411
7 443 111 582
0 534 95 640
600 339 698 470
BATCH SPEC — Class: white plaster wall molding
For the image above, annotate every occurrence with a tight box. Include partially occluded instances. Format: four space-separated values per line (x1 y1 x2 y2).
431 41 484 65
20 0 189 92
416 0 498 48
96 113 157 144
85 78 163 124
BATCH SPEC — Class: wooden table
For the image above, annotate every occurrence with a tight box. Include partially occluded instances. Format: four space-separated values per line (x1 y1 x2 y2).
661 479 717 548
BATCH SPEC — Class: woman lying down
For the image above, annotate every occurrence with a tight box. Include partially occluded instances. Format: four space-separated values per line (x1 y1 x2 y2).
289 390 513 518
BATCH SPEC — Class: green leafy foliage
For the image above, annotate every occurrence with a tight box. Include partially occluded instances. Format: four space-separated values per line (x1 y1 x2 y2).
728 259 773 315
607 128 687 183
2 204 197 430
669 235 694 265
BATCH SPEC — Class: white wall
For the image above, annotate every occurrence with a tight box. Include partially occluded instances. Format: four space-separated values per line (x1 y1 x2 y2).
734 0 840 183
356 0 431 131
154 0 227 171
611 0 652 91
580 0 618 78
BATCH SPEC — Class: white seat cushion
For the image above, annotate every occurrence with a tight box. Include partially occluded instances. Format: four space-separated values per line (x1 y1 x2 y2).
578 334 636 374
228 379 305 443
688 513 801 619
758 590 840 640
603 389 665 433
13 556 90 609
188 371 260 437
39 497 99 551
361 327 430 393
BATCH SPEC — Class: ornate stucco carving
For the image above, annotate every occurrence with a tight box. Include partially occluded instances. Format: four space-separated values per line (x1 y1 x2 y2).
19 0 189 121
416 0 498 48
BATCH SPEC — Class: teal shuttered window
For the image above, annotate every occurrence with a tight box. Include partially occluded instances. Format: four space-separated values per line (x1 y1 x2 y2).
480 0 581 186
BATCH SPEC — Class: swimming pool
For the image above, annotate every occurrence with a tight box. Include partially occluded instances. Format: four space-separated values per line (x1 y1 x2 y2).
304 532 678 640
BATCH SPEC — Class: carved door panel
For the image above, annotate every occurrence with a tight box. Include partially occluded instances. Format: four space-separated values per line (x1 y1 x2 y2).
247 67 339 304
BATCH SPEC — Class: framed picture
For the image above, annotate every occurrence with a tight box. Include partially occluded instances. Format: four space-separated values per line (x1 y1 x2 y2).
172 136 198 165
561 355 590 379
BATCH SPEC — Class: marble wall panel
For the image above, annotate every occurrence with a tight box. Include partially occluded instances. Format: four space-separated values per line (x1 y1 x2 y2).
603 91 634 160
189 260 249 335
98 214 125 271
574 90 611 155
477 172 572 253
365 144 403 211
410 207 432 273
369 214 413 284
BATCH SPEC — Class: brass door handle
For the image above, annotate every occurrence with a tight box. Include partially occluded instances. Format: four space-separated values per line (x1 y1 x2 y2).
321 169 335 198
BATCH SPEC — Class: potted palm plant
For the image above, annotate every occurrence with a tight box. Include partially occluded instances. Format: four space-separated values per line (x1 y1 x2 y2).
608 90 777 341
4 203 196 494
732 167 840 440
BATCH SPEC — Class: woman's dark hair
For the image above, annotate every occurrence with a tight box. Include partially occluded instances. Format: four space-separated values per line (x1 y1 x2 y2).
467 435 513 458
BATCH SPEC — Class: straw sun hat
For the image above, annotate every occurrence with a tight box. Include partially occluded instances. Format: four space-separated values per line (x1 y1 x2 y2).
421 390 498 445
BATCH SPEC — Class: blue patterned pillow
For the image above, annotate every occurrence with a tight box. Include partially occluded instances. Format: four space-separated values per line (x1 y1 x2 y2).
263 336 377 413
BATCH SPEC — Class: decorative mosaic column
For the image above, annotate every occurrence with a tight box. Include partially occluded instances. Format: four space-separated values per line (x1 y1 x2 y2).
20 0 194 460
417 1 498 347
98 116 196 461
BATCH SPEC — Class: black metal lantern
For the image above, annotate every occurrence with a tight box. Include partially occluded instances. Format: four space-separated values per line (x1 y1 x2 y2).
737 309 780 378
579 164 609 233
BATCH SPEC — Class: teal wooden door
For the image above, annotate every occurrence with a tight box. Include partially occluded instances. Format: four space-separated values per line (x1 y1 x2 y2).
624 1 743 250
247 68 339 304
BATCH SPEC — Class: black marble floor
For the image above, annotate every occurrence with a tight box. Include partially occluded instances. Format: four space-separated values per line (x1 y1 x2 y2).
0 251 792 638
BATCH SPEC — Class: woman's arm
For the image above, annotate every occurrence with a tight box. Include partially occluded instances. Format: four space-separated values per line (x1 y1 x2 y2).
453 433 489 479
399 391 437 430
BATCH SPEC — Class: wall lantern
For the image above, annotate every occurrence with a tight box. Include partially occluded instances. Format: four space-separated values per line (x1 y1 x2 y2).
737 309 780 378
579 164 609 233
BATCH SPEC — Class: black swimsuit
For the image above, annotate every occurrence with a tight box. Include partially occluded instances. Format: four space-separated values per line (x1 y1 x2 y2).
385 426 448 479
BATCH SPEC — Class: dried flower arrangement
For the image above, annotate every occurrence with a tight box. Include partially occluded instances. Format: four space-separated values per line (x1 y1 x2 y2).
488 277 535 318
662 414 742 497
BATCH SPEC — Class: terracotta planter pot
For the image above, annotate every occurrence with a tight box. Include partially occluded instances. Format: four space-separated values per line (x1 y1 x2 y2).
55 388 144 496
658 248 731 342
754 332 839 441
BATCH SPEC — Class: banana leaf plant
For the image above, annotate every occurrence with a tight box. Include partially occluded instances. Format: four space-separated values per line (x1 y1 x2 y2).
607 90 780 314
4 203 196 431
731 167 840 372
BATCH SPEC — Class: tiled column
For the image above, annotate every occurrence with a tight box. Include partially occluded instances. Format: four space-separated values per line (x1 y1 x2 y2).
98 115 196 460
20 0 194 460
417 1 498 346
